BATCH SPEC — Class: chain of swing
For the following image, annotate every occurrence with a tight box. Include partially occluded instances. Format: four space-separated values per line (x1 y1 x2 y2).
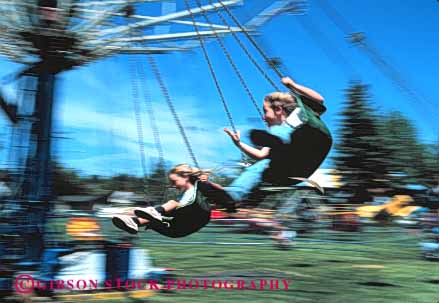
183 0 236 134
217 0 285 86
180 0 298 163
137 59 170 198
128 55 149 179
127 0 301 173
136 59 166 167
317 0 436 118
146 54 201 168
125 9 169 196
207 0 281 92
185 0 264 122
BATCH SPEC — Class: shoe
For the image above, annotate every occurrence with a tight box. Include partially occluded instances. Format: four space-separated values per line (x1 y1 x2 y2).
208 189 237 213
225 203 238 213
112 215 139 234
250 130 283 149
134 207 163 222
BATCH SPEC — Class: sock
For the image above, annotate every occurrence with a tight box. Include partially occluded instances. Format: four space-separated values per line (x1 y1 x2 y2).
154 206 165 215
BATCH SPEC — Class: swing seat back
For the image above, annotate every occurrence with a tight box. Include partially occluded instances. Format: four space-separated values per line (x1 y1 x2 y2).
150 189 211 238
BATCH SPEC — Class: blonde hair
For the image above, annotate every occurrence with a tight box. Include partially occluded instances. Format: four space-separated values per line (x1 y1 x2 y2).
169 164 211 182
264 92 297 115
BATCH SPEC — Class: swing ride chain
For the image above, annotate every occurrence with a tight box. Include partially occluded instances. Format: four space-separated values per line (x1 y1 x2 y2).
183 0 254 164
217 0 284 87
209 0 281 92
124 9 158 195
193 0 264 120
124 7 169 194
136 58 169 196
183 0 238 134
122 6 153 194
318 0 435 113
136 59 166 168
128 55 149 179
146 54 200 168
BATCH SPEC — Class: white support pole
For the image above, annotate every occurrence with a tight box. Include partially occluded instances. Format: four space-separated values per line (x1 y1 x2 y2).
88 28 244 45
99 46 189 54
74 8 232 30
71 5 122 32
245 0 305 29
71 0 162 7
98 0 242 36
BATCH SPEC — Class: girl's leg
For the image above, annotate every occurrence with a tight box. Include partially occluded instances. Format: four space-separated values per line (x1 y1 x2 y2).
135 200 181 222
161 200 181 212
118 207 150 225
224 159 271 201
137 217 149 225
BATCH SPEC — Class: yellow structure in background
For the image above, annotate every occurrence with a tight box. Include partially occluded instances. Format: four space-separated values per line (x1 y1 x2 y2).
356 195 419 218
66 217 103 241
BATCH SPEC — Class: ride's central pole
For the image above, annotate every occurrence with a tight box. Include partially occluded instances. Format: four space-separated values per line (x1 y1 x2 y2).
20 67 56 265
22 69 56 201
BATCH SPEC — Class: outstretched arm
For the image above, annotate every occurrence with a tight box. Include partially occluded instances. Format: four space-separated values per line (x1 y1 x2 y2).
224 128 270 160
199 174 225 191
281 77 324 103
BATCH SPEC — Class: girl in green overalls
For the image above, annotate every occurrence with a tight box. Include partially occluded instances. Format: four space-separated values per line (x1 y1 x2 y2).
112 164 223 238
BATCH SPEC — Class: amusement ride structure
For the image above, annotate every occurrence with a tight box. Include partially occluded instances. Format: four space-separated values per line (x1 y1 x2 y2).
0 0 305 293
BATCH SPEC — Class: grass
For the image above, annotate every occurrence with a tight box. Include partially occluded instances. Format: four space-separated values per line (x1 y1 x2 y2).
47 218 439 303
130 224 439 303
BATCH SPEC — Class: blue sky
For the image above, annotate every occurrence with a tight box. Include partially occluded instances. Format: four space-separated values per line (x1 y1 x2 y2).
0 0 438 177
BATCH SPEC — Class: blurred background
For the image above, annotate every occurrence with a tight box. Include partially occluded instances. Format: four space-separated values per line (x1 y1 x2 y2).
0 0 438 302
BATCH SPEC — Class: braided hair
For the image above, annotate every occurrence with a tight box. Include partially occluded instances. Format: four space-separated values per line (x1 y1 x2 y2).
169 164 211 184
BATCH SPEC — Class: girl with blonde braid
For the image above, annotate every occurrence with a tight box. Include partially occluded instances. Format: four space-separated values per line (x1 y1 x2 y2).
112 164 224 238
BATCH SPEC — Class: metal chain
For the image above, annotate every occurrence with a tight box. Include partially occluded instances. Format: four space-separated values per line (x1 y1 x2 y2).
125 12 152 192
136 58 168 198
183 0 252 164
218 0 284 85
136 59 165 167
210 0 280 91
219 0 331 115
194 0 263 120
125 7 199 170
294 15 359 80
183 0 237 133
146 54 200 168
128 55 149 179
318 0 436 116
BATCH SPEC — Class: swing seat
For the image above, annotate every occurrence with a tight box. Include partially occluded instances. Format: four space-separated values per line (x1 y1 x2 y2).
150 183 211 238
266 125 332 184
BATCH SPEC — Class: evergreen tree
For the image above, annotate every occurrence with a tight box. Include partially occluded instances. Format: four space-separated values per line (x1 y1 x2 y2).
417 141 439 188
333 82 389 202
379 112 434 188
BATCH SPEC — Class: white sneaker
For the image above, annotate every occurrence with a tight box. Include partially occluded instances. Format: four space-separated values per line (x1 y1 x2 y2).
134 207 163 222
112 215 139 234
